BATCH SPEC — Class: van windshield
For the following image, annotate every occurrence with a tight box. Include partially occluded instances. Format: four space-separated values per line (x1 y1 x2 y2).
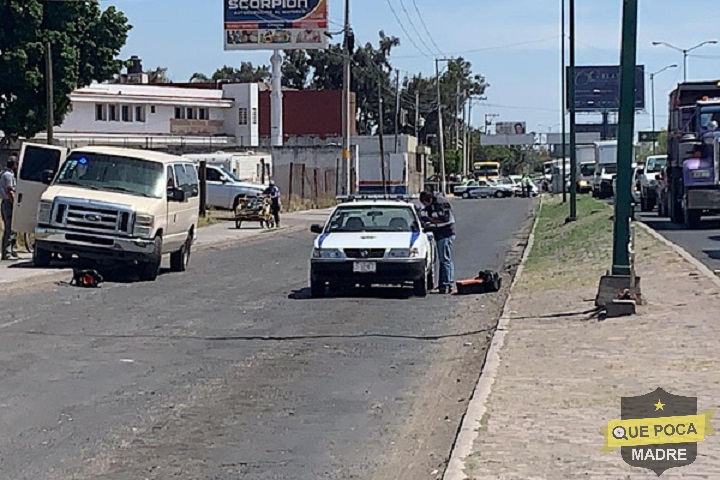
580 164 596 176
56 153 165 198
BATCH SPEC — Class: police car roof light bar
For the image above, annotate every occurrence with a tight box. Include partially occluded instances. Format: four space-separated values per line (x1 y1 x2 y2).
336 194 419 202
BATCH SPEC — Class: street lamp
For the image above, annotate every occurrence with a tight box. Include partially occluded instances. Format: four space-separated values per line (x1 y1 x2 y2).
652 40 718 81
649 64 677 153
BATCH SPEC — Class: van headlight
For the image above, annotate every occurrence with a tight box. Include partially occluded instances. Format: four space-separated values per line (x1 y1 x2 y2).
133 213 155 238
312 248 344 259
37 200 53 224
387 248 419 258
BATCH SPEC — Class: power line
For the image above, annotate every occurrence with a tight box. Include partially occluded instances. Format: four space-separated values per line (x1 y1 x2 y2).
392 35 558 59
411 0 444 56
383 0 432 58
398 0 437 57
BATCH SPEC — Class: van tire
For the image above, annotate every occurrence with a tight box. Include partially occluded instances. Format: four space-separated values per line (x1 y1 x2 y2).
33 246 52 267
170 234 191 272
139 236 162 281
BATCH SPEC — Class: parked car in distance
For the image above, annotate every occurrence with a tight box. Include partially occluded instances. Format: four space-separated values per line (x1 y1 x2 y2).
498 176 539 197
638 154 667 212
577 162 595 194
465 180 514 199
202 164 266 210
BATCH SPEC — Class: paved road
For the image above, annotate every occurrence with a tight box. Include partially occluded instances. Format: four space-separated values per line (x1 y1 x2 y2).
0 198 535 480
636 211 720 273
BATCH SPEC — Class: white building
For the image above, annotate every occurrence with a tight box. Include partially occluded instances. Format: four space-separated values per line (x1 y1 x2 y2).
36 82 260 148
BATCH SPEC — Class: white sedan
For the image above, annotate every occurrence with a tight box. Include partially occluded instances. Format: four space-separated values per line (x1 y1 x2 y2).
309 199 437 297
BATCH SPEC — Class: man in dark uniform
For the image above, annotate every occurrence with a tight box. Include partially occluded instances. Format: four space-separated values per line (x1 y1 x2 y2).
263 180 281 228
419 190 456 294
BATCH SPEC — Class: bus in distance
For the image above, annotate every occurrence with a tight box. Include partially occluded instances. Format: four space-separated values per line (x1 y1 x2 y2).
473 161 501 181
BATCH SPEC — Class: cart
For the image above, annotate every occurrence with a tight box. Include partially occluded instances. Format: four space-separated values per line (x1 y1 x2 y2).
234 195 276 229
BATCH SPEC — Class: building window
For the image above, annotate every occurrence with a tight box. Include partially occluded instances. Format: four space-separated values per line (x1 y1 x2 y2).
109 104 118 121
238 107 248 125
121 105 131 122
95 104 106 121
151 105 156 114
135 106 146 123
186 107 195 120
198 108 208 120
174 107 184 119
251 108 258 125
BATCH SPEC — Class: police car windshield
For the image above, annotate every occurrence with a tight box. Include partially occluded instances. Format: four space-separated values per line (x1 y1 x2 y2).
327 206 419 233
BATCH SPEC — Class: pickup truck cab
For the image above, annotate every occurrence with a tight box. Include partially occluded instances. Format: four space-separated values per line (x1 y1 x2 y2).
638 155 667 212
203 164 265 210
13 144 199 281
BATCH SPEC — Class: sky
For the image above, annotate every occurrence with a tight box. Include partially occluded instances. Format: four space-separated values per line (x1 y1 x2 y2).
110 0 720 136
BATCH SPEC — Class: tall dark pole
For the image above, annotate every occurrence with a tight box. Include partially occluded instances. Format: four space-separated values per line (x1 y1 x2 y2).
45 42 54 145
651 72 656 154
436 59 447 194
378 78 388 197
612 0 639 276
394 69 400 154
567 0 577 220
561 0 567 202
341 0 352 194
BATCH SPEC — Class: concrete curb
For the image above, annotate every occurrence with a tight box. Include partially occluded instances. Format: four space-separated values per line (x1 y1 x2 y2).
635 221 720 290
442 197 543 480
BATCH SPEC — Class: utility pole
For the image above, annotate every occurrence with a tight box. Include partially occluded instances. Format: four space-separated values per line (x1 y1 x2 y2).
650 64 678 154
394 69 400 154
568 0 577 221
455 83 461 151
612 0 639 276
45 41 54 145
378 78 388 197
560 0 567 202
468 98 474 172
341 0 352 194
436 58 447 194
414 90 420 139
462 92 468 177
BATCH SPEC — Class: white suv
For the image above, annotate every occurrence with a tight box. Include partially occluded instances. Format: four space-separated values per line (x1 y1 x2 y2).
309 198 437 297
203 164 266 210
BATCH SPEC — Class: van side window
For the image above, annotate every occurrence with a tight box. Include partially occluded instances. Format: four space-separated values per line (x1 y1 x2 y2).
184 163 199 197
166 166 176 189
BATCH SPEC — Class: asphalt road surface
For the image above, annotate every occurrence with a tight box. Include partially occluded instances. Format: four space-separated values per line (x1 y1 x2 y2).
0 197 535 480
636 211 720 272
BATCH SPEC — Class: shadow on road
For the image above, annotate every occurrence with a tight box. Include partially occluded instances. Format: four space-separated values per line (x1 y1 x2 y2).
289 286 416 301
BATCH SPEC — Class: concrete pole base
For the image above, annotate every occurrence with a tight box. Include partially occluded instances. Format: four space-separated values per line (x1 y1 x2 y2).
596 274 642 309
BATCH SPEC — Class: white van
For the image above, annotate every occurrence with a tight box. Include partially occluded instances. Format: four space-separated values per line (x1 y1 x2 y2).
13 144 199 281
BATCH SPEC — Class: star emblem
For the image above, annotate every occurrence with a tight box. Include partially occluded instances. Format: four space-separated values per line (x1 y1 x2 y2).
654 400 665 411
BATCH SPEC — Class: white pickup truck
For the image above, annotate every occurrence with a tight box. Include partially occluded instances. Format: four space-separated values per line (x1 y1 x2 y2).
638 155 667 212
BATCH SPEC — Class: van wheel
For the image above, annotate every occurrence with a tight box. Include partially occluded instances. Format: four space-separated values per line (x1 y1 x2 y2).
462 192 470 199
170 234 191 272
139 236 162 281
33 246 52 267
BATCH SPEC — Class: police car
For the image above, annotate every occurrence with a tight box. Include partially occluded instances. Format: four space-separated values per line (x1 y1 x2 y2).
308 196 438 298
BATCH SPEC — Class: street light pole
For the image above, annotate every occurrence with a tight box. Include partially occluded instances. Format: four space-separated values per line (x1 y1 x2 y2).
568 0 577 221
612 0 639 277
649 64 677 154
652 40 718 82
560 0 567 203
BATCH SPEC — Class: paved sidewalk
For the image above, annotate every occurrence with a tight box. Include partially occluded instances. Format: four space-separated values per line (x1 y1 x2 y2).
0 207 332 293
462 226 720 478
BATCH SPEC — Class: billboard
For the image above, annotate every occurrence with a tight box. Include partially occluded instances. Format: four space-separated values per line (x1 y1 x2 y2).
495 122 527 135
224 0 329 51
567 66 645 112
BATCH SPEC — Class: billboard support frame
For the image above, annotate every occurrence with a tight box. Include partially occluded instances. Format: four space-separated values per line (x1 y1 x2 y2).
270 50 283 147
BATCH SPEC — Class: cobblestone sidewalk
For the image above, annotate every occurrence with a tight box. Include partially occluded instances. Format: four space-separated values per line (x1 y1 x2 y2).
464 226 720 479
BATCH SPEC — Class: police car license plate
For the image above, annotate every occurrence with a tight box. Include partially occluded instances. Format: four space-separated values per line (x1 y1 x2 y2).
353 262 376 273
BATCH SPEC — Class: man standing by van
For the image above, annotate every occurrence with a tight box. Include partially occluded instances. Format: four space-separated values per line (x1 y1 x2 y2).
263 180 281 228
0 157 18 260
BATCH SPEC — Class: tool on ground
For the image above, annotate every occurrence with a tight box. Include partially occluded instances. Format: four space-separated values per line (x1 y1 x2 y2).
454 270 502 295
71 269 104 288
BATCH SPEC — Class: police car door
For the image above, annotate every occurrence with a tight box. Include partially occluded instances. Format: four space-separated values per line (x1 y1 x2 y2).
12 143 67 234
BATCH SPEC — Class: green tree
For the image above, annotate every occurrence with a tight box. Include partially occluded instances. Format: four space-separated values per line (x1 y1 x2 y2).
0 0 131 141
211 63 271 83
281 50 310 89
189 72 210 83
